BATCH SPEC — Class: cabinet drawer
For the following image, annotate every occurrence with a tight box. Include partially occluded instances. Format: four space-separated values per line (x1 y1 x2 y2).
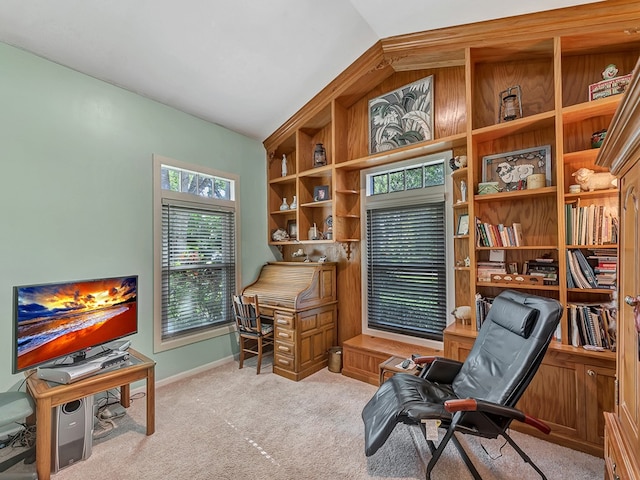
604 414 631 480
275 340 295 356
274 353 294 370
274 312 295 329
275 328 294 341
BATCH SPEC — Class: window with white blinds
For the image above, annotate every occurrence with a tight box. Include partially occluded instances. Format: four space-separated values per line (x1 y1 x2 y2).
161 203 236 339
366 202 447 339
363 153 448 341
153 155 238 352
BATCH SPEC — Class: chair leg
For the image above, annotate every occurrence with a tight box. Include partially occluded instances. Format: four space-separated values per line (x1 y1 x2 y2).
238 337 245 369
256 338 262 374
450 434 482 480
500 430 547 480
423 412 483 480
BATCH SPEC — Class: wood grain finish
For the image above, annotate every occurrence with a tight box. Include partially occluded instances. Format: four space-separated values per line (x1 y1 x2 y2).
342 334 442 386
26 349 155 480
263 0 640 459
242 262 338 381
597 60 640 478
444 323 615 457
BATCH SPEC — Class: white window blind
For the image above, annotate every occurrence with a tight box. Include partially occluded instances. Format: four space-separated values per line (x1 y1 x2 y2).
161 202 236 340
366 202 447 339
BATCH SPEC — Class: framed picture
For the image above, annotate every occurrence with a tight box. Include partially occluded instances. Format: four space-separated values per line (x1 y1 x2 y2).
313 185 329 202
287 220 297 240
369 75 434 154
481 145 551 192
456 214 469 236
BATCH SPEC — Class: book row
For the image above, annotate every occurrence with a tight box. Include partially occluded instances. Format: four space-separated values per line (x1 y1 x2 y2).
565 203 618 246
566 248 617 290
475 219 523 248
567 303 616 350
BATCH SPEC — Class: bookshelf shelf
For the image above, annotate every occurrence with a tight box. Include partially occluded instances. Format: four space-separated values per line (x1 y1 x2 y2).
477 282 560 291
476 245 557 250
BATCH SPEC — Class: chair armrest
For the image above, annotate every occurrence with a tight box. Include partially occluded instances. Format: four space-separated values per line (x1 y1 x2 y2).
444 398 551 435
416 357 463 383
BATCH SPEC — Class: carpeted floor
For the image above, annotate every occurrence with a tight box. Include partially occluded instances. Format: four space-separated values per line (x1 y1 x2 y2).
5 357 604 479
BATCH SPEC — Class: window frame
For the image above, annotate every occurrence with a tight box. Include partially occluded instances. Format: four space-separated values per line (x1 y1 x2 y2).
153 154 240 353
360 152 455 349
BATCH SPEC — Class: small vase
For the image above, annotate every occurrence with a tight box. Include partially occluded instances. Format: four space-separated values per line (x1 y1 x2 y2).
280 198 289 211
289 195 297 210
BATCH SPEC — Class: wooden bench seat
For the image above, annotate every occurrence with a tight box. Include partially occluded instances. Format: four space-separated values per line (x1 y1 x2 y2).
341 334 442 386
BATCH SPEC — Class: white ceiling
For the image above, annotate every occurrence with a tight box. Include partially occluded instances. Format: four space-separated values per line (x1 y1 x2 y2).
0 0 601 141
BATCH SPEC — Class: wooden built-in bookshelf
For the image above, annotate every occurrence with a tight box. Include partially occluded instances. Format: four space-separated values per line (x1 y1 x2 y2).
262 0 640 456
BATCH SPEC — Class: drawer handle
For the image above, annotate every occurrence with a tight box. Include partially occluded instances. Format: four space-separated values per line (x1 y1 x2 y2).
278 332 289 338
278 346 290 352
276 319 289 325
277 358 290 365
587 369 596 377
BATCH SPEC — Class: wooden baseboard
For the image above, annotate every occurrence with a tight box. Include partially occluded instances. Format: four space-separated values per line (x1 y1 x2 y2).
341 335 442 386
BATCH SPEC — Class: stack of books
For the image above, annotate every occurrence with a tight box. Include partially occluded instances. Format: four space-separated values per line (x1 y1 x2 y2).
589 249 617 290
525 258 559 285
477 261 506 283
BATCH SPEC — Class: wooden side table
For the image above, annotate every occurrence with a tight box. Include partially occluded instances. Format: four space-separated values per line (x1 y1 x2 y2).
26 348 155 480
378 355 420 384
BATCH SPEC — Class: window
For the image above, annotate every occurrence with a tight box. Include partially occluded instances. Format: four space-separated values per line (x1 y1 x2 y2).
153 155 239 352
363 154 449 341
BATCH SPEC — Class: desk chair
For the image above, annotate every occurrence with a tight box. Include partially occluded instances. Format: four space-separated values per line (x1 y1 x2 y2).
232 294 274 374
362 290 562 480
0 391 37 479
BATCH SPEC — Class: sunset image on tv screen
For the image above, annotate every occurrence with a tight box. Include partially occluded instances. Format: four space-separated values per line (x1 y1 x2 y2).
15 275 137 371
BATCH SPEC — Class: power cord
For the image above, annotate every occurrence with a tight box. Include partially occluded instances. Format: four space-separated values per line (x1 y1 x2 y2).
0 424 36 450
480 435 508 460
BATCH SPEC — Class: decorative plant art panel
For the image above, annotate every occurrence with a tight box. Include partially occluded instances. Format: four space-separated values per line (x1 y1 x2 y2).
369 75 434 154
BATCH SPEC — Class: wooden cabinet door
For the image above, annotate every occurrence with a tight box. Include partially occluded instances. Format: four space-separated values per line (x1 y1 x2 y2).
583 364 616 445
618 164 640 455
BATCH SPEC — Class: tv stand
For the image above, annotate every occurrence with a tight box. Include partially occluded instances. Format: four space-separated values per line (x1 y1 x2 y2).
25 348 155 480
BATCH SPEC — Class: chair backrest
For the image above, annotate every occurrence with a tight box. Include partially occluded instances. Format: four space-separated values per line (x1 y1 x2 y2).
232 294 263 334
452 290 562 408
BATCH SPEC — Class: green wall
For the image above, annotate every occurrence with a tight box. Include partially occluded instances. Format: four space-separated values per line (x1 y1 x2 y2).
0 43 275 390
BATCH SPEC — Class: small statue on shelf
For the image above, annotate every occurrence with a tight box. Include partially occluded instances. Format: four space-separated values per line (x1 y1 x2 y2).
449 155 467 171
281 154 288 177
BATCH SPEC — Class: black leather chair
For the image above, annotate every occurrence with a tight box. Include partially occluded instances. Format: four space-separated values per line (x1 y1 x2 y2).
362 290 562 480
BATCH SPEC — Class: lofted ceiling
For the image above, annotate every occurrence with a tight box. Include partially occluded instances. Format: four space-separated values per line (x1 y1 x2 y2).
0 1 601 141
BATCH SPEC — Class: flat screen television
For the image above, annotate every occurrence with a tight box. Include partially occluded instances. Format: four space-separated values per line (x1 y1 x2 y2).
12 274 138 373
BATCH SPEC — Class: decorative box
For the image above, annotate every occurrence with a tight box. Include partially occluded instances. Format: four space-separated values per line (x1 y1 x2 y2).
588 73 632 101
477 182 500 195
490 274 544 285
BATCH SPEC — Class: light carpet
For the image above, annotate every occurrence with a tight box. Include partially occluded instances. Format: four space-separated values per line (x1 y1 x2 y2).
7 358 603 479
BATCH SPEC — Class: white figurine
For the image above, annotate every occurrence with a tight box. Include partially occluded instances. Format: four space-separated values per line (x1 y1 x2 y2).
460 180 467 203
281 154 288 177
